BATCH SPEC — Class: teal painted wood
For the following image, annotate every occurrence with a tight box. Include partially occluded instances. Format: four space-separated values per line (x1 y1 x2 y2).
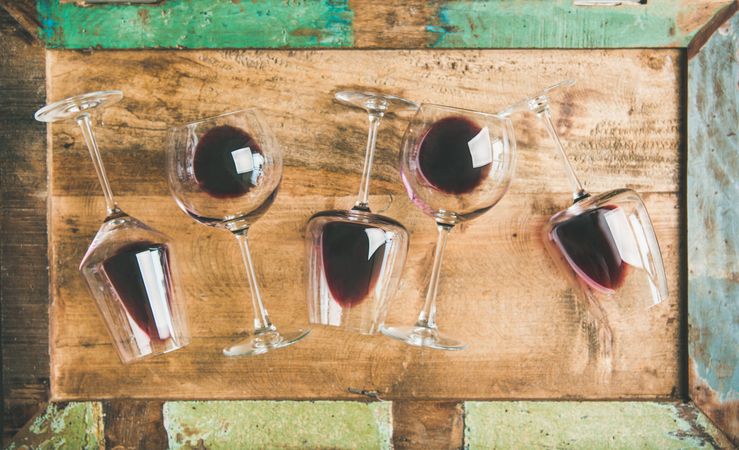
464 401 732 449
429 0 724 48
37 0 353 49
687 10 739 443
163 401 392 449
35 0 733 49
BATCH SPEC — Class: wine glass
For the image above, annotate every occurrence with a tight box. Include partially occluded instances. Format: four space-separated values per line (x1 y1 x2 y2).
305 91 417 335
500 80 669 309
381 104 517 350
168 108 309 356
501 80 669 375
35 91 190 363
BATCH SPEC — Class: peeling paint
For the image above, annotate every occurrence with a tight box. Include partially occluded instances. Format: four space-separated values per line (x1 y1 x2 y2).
163 400 392 449
36 0 354 49
688 9 739 443
428 0 722 49
464 401 732 449
5 402 104 450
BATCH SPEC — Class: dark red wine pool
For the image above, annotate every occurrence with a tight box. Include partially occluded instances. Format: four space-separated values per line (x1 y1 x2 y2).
193 124 263 198
550 205 629 293
321 222 387 307
102 242 174 341
417 116 490 194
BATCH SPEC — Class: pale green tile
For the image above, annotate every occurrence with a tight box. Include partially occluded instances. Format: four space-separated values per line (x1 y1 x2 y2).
464 401 727 449
4 402 104 450
163 400 391 450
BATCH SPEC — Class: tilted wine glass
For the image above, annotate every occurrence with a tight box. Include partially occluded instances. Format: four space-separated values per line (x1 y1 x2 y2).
381 104 517 350
501 80 669 375
35 91 190 363
501 80 668 309
168 108 309 356
305 91 417 335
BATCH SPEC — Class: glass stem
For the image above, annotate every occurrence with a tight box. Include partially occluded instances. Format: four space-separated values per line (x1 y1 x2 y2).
233 229 274 332
354 111 383 211
76 113 119 216
416 223 453 329
538 109 589 202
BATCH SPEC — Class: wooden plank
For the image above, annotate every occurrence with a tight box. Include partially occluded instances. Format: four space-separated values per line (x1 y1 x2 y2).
392 401 463 449
37 0 354 49
3 402 104 449
464 401 734 448
687 10 739 444
163 401 392 449
36 0 734 49
0 0 40 43
47 49 682 401
0 7 49 444
103 400 167 449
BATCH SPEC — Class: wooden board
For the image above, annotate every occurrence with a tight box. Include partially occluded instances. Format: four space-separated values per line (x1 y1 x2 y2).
687 10 739 444
36 0 735 49
47 49 682 401
0 7 49 443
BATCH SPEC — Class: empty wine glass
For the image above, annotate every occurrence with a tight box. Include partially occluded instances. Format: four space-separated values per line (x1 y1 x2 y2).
305 91 416 335
35 91 190 363
381 104 517 350
500 80 668 310
168 108 309 356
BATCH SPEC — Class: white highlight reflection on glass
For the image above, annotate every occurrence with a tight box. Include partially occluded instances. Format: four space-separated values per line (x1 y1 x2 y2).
136 248 174 341
605 207 641 268
468 127 493 168
365 227 386 260
232 147 254 174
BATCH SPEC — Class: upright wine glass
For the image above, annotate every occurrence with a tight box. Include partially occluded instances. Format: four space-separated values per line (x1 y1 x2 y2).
305 91 417 335
168 108 309 356
500 80 668 310
381 104 517 350
35 91 190 363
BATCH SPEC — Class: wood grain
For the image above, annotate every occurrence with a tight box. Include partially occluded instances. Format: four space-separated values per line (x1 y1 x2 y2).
47 49 682 401
687 10 739 444
393 401 463 449
0 8 49 443
103 400 167 450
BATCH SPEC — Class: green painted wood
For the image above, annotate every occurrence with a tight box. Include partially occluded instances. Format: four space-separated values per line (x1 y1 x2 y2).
428 0 732 49
37 0 353 49
35 0 733 49
4 402 104 450
163 401 392 449
464 401 732 449
687 10 739 444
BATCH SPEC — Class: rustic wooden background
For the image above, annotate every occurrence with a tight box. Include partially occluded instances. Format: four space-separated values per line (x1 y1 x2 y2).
47 49 682 401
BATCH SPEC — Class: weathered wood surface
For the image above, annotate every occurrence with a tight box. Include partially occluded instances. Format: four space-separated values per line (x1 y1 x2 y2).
5 400 733 449
0 8 49 444
103 400 168 449
46 49 682 401
36 0 735 49
393 401 463 449
687 10 739 444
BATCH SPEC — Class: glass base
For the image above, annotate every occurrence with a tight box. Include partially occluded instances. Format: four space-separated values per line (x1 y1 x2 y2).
335 91 418 115
35 90 123 123
223 328 311 357
381 325 466 350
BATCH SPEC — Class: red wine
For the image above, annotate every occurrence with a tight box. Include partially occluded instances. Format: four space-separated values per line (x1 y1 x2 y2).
102 242 175 341
321 222 387 307
550 205 629 293
193 124 263 198
417 116 491 194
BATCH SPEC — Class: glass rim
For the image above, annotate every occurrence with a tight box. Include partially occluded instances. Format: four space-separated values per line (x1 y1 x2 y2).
170 107 261 130
416 102 509 121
